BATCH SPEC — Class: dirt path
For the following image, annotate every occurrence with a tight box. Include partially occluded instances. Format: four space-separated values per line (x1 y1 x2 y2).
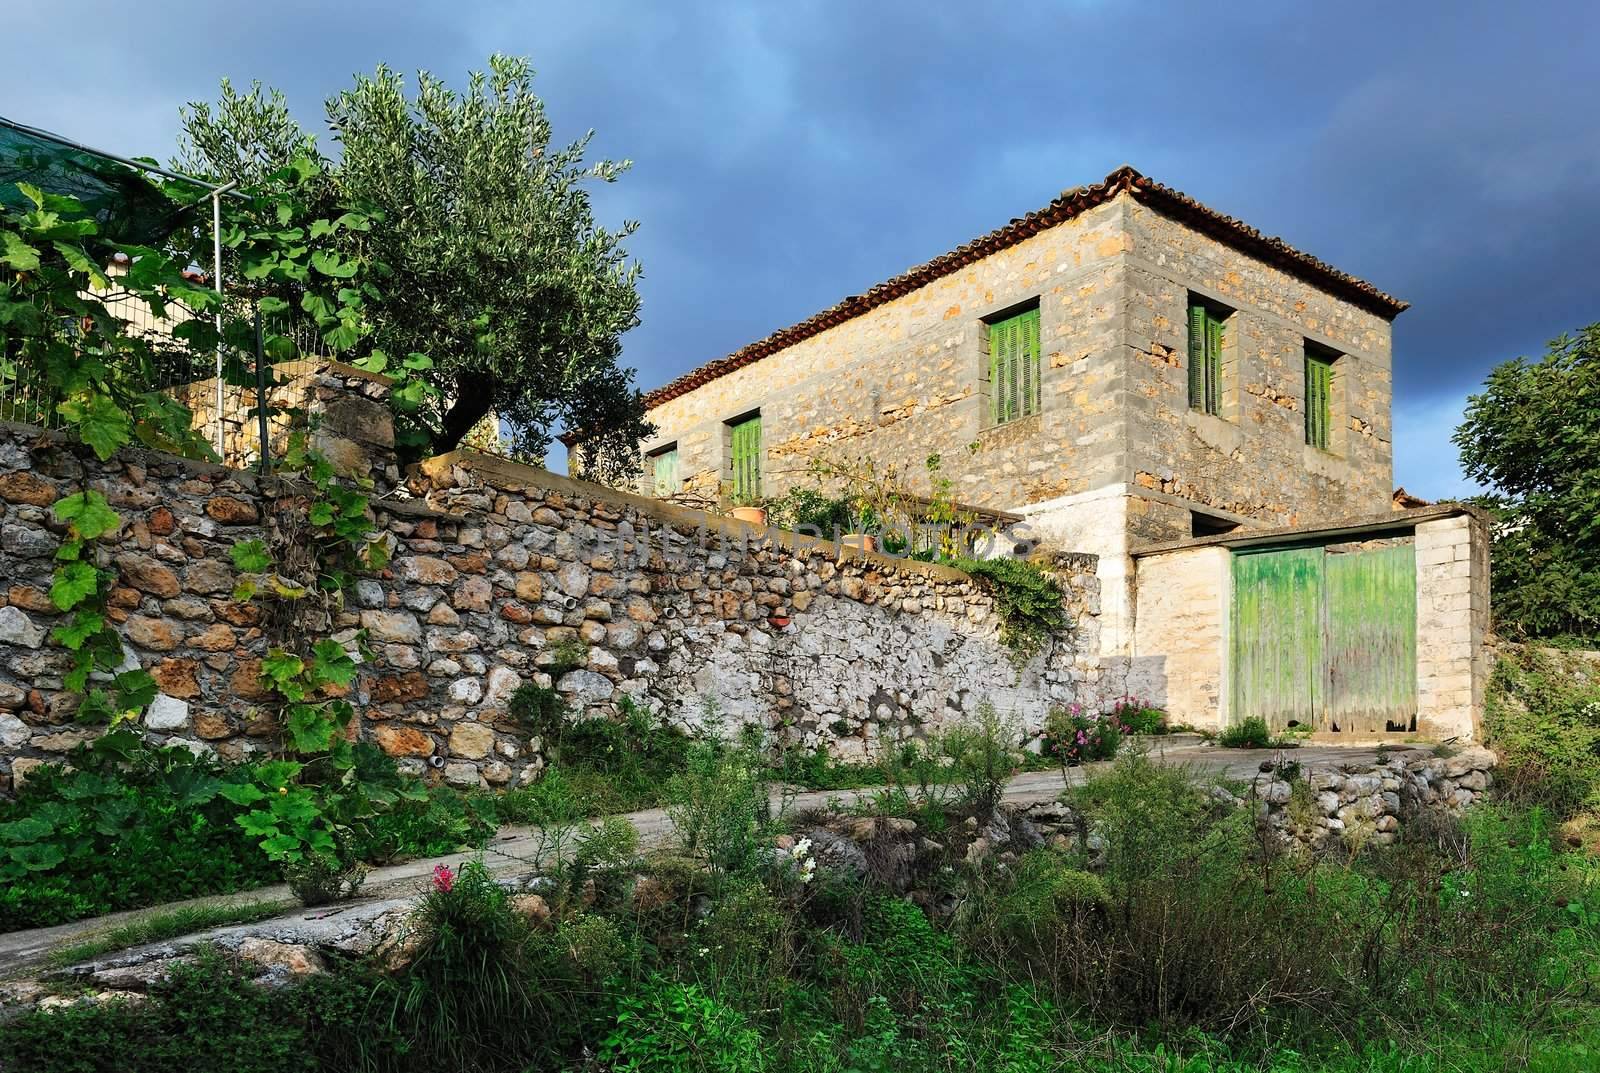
0 739 1384 977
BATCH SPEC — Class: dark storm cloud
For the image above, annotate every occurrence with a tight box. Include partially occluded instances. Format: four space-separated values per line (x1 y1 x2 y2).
4 0 1595 496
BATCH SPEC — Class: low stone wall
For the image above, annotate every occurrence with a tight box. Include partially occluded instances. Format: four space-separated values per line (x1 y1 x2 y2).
1247 745 1497 849
0 426 1107 793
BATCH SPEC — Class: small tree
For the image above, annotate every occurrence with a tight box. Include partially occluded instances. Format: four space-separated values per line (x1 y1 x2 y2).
1454 323 1600 641
176 55 652 472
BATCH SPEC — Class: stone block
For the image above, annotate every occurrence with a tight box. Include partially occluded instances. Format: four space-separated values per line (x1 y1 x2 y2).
448 721 496 760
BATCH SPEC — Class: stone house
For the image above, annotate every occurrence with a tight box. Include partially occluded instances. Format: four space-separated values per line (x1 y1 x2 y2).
636 167 1491 740
641 165 1404 555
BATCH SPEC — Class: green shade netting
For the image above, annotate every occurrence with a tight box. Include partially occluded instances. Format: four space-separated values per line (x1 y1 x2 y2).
0 117 202 245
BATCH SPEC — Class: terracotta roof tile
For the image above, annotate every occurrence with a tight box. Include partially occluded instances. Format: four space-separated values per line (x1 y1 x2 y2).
643 166 1408 410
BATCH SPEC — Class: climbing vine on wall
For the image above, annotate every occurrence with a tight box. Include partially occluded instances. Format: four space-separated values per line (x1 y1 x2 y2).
0 157 430 729
949 556 1070 665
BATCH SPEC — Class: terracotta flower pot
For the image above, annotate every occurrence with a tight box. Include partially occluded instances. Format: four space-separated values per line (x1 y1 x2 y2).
730 505 767 526
841 533 877 553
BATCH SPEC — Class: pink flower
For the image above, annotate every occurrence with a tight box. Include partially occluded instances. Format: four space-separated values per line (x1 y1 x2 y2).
432 864 455 893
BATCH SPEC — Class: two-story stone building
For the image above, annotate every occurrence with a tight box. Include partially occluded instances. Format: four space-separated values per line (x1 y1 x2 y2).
636 167 1489 740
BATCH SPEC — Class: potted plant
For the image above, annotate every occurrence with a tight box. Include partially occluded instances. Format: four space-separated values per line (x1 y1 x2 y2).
727 488 768 526
840 501 879 553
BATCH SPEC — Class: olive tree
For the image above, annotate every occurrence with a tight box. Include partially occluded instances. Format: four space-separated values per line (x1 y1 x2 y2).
176 56 651 476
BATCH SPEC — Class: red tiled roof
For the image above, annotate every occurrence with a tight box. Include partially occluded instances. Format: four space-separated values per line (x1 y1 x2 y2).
643 165 1409 410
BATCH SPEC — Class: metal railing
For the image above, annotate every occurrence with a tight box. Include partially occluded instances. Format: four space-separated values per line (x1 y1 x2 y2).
0 286 330 472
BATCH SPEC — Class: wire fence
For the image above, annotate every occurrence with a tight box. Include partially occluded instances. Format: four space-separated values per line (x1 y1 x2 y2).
0 282 331 472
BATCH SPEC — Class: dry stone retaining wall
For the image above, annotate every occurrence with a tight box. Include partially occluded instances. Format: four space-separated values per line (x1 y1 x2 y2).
1247 745 1498 849
0 425 1109 793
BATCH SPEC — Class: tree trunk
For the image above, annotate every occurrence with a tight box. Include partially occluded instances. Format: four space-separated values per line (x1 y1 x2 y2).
437 374 495 453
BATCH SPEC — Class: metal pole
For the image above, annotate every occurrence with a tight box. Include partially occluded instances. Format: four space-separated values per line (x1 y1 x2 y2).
254 299 270 476
209 180 240 459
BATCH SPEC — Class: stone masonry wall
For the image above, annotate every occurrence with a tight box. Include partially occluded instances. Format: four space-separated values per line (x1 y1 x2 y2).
643 190 1396 552
1119 202 1395 545
0 427 1107 794
1415 514 1491 740
643 198 1131 510
1248 746 1498 850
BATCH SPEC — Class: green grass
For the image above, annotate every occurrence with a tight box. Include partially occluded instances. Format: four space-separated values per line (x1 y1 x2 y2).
46 900 285 968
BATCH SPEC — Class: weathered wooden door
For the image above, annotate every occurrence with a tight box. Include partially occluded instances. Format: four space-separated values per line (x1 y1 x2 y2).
1230 543 1417 734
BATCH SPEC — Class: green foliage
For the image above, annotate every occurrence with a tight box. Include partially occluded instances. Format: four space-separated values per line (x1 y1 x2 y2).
507 680 568 743
765 486 856 537
219 637 412 875
0 951 393 1073
1454 323 1600 642
222 431 416 896
384 858 553 1069
1109 695 1169 735
1485 645 1600 817
948 555 1068 663
666 739 771 879
178 55 650 472
1218 715 1273 749
4 786 1599 1072
0 734 278 931
175 80 322 188
0 737 495 932
48 489 157 725
938 700 1022 815
1041 703 1122 766
601 977 767 1073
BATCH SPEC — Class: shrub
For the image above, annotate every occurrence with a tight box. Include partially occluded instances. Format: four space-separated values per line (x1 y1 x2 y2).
1041 704 1122 766
507 680 569 744
0 735 278 931
960 849 1108 964
1051 753 1350 1031
947 556 1069 663
1484 645 1600 817
938 700 1022 815
1217 716 1272 749
1109 696 1169 735
282 850 366 907
767 486 854 537
384 858 554 1069
0 951 393 1073
601 977 767 1072
666 739 770 878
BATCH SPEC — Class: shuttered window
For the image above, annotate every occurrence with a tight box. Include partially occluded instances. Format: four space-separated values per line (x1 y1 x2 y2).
1187 300 1226 415
988 305 1041 425
650 445 679 496
1305 349 1334 450
728 414 762 501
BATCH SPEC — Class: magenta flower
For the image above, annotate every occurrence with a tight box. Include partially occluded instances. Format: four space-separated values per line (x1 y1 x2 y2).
432 864 455 893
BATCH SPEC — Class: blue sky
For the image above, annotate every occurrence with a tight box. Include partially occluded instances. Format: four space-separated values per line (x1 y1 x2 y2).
5 1 1596 497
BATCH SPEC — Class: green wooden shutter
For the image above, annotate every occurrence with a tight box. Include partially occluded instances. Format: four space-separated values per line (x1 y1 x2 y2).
989 307 1040 424
1187 303 1207 410
1204 312 1223 415
729 416 761 500
1020 306 1040 417
990 316 1014 423
1305 352 1332 449
652 447 678 496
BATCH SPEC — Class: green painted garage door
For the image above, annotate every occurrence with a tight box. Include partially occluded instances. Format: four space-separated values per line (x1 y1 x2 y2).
1230 543 1417 735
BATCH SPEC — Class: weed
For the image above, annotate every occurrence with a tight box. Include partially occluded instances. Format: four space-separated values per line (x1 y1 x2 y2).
47 900 284 967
